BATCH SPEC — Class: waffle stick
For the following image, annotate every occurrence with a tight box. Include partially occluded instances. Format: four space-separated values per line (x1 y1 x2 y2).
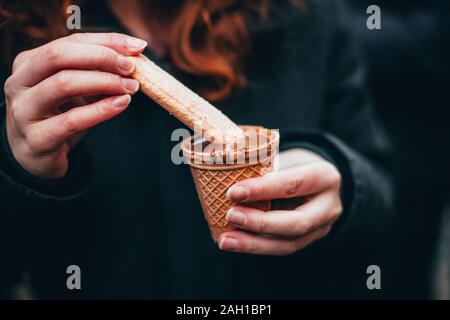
130 54 244 144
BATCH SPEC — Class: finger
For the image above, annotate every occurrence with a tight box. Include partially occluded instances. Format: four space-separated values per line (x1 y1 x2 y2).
28 94 131 151
13 33 147 72
12 50 35 73
279 148 326 171
225 191 341 237
59 33 148 54
14 42 138 87
227 162 340 203
218 225 332 256
24 70 139 119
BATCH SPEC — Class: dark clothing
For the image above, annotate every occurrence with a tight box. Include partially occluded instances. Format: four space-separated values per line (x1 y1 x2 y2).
0 1 392 299
347 0 450 298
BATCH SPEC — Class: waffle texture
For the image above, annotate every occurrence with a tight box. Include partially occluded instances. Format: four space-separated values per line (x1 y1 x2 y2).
183 126 279 241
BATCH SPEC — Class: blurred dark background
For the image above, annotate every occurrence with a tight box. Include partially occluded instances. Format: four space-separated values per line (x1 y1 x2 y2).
1 0 449 300
347 0 450 298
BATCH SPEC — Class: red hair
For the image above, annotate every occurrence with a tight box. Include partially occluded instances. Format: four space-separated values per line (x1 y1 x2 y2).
0 0 302 100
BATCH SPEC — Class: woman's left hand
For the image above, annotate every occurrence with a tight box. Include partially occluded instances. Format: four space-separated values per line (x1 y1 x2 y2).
219 148 343 255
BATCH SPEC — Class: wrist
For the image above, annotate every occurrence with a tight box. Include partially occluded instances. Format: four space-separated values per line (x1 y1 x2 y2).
5 114 68 180
2 116 68 185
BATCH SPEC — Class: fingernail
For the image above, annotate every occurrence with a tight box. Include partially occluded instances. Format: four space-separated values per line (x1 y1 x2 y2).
121 78 139 93
226 207 246 226
219 237 238 251
112 95 131 108
117 56 135 73
126 37 148 50
226 185 249 202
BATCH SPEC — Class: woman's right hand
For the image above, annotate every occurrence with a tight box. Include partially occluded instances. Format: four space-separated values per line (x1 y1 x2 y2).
3 33 147 179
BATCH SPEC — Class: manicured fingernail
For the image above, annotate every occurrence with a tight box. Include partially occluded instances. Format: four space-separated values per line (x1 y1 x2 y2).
112 95 131 108
219 237 238 251
117 56 135 73
121 78 139 93
226 207 246 226
226 185 249 202
126 37 147 50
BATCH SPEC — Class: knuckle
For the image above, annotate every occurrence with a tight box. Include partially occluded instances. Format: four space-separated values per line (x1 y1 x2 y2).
4 77 30 120
108 33 116 44
329 170 341 188
295 218 313 235
256 215 269 234
333 201 343 217
24 129 45 153
5 91 28 123
109 33 122 45
111 74 123 87
4 76 15 98
68 32 83 42
256 183 271 200
286 177 304 196
319 225 332 239
55 71 71 92
63 112 80 134
46 44 65 61
98 47 113 64
247 240 259 254
7 98 24 122
285 240 298 255
321 162 341 187
12 51 28 70
95 101 107 117
316 161 333 172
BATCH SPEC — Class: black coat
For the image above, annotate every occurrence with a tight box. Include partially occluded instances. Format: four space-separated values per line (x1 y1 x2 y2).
0 0 392 299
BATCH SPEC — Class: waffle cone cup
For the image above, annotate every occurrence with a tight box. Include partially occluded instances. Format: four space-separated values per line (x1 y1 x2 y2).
182 126 279 241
